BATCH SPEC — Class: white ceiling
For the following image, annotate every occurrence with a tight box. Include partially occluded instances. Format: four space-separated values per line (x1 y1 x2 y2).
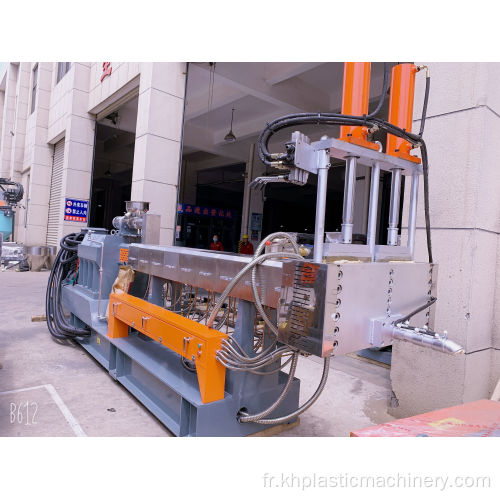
182 62 389 163
98 96 138 134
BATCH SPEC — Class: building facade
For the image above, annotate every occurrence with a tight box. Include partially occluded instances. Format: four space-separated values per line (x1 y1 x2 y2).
0 61 499 417
0 62 186 247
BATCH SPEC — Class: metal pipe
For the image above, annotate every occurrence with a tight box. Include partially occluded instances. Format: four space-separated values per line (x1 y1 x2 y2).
387 168 402 245
341 156 357 244
407 172 419 257
247 356 331 425
241 143 255 236
313 148 330 262
391 326 464 355
238 352 299 422
88 230 106 321
361 166 370 235
366 162 380 259
206 250 303 328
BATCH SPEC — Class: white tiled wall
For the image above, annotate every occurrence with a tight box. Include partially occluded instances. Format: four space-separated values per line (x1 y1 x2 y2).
393 62 500 416
88 62 141 110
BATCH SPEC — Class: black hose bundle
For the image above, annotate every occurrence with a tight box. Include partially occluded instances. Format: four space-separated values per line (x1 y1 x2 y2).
46 231 90 340
257 67 433 263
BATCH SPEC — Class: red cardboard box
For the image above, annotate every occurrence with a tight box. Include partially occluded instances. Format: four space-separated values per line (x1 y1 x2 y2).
351 400 500 437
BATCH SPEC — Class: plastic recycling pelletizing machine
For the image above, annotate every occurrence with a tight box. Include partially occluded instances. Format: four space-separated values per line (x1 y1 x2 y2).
46 63 464 436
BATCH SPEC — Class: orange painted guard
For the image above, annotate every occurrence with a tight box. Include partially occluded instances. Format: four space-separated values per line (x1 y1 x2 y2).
108 293 227 404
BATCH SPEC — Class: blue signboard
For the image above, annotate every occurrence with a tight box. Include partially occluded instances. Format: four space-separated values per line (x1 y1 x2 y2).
64 198 88 222
177 203 234 220
250 212 263 231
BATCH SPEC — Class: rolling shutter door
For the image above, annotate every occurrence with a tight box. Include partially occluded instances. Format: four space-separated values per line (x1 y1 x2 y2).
46 139 64 246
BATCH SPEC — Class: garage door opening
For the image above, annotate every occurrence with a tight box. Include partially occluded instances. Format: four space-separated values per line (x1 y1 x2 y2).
89 96 138 230
177 62 400 252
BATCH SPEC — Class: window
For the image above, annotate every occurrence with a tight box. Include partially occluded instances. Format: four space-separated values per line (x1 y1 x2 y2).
57 62 71 83
30 64 38 114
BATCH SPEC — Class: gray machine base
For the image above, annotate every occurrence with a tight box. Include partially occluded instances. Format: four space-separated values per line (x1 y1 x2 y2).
63 286 300 437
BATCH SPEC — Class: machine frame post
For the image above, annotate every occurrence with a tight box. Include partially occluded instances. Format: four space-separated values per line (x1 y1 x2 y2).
313 147 330 263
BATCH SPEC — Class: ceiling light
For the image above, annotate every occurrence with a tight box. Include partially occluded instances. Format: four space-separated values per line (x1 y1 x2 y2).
224 107 236 142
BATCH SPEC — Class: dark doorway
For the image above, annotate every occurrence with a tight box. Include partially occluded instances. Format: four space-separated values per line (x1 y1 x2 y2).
261 166 346 236
89 97 138 230
176 162 244 252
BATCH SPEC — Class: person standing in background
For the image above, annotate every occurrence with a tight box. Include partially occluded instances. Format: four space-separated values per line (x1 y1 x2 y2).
238 234 254 255
210 234 224 251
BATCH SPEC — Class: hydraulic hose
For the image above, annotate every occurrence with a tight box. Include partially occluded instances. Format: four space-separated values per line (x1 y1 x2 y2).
255 68 433 264
418 71 430 137
46 232 90 340
420 142 433 263
366 62 390 119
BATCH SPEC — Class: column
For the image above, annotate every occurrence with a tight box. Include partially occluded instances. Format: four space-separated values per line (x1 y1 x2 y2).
0 64 17 177
131 62 187 245
23 62 54 245
60 63 94 240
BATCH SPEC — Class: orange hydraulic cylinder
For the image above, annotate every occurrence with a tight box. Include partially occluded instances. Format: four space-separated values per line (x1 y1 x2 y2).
386 63 421 163
339 62 378 151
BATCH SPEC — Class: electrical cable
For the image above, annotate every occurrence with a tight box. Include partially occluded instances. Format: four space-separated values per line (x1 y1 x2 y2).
420 142 433 263
218 342 293 368
393 296 437 326
250 232 301 337
247 354 294 376
180 356 197 373
46 232 90 340
206 250 302 329
240 356 331 425
208 234 303 382
367 62 390 118
418 73 430 137
237 352 299 422
209 231 313 430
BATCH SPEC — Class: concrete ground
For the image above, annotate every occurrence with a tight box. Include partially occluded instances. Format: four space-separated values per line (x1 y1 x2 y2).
0 268 394 437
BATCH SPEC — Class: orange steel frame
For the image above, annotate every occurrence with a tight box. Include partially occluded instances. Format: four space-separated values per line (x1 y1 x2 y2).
339 62 379 151
107 293 227 404
386 63 421 163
